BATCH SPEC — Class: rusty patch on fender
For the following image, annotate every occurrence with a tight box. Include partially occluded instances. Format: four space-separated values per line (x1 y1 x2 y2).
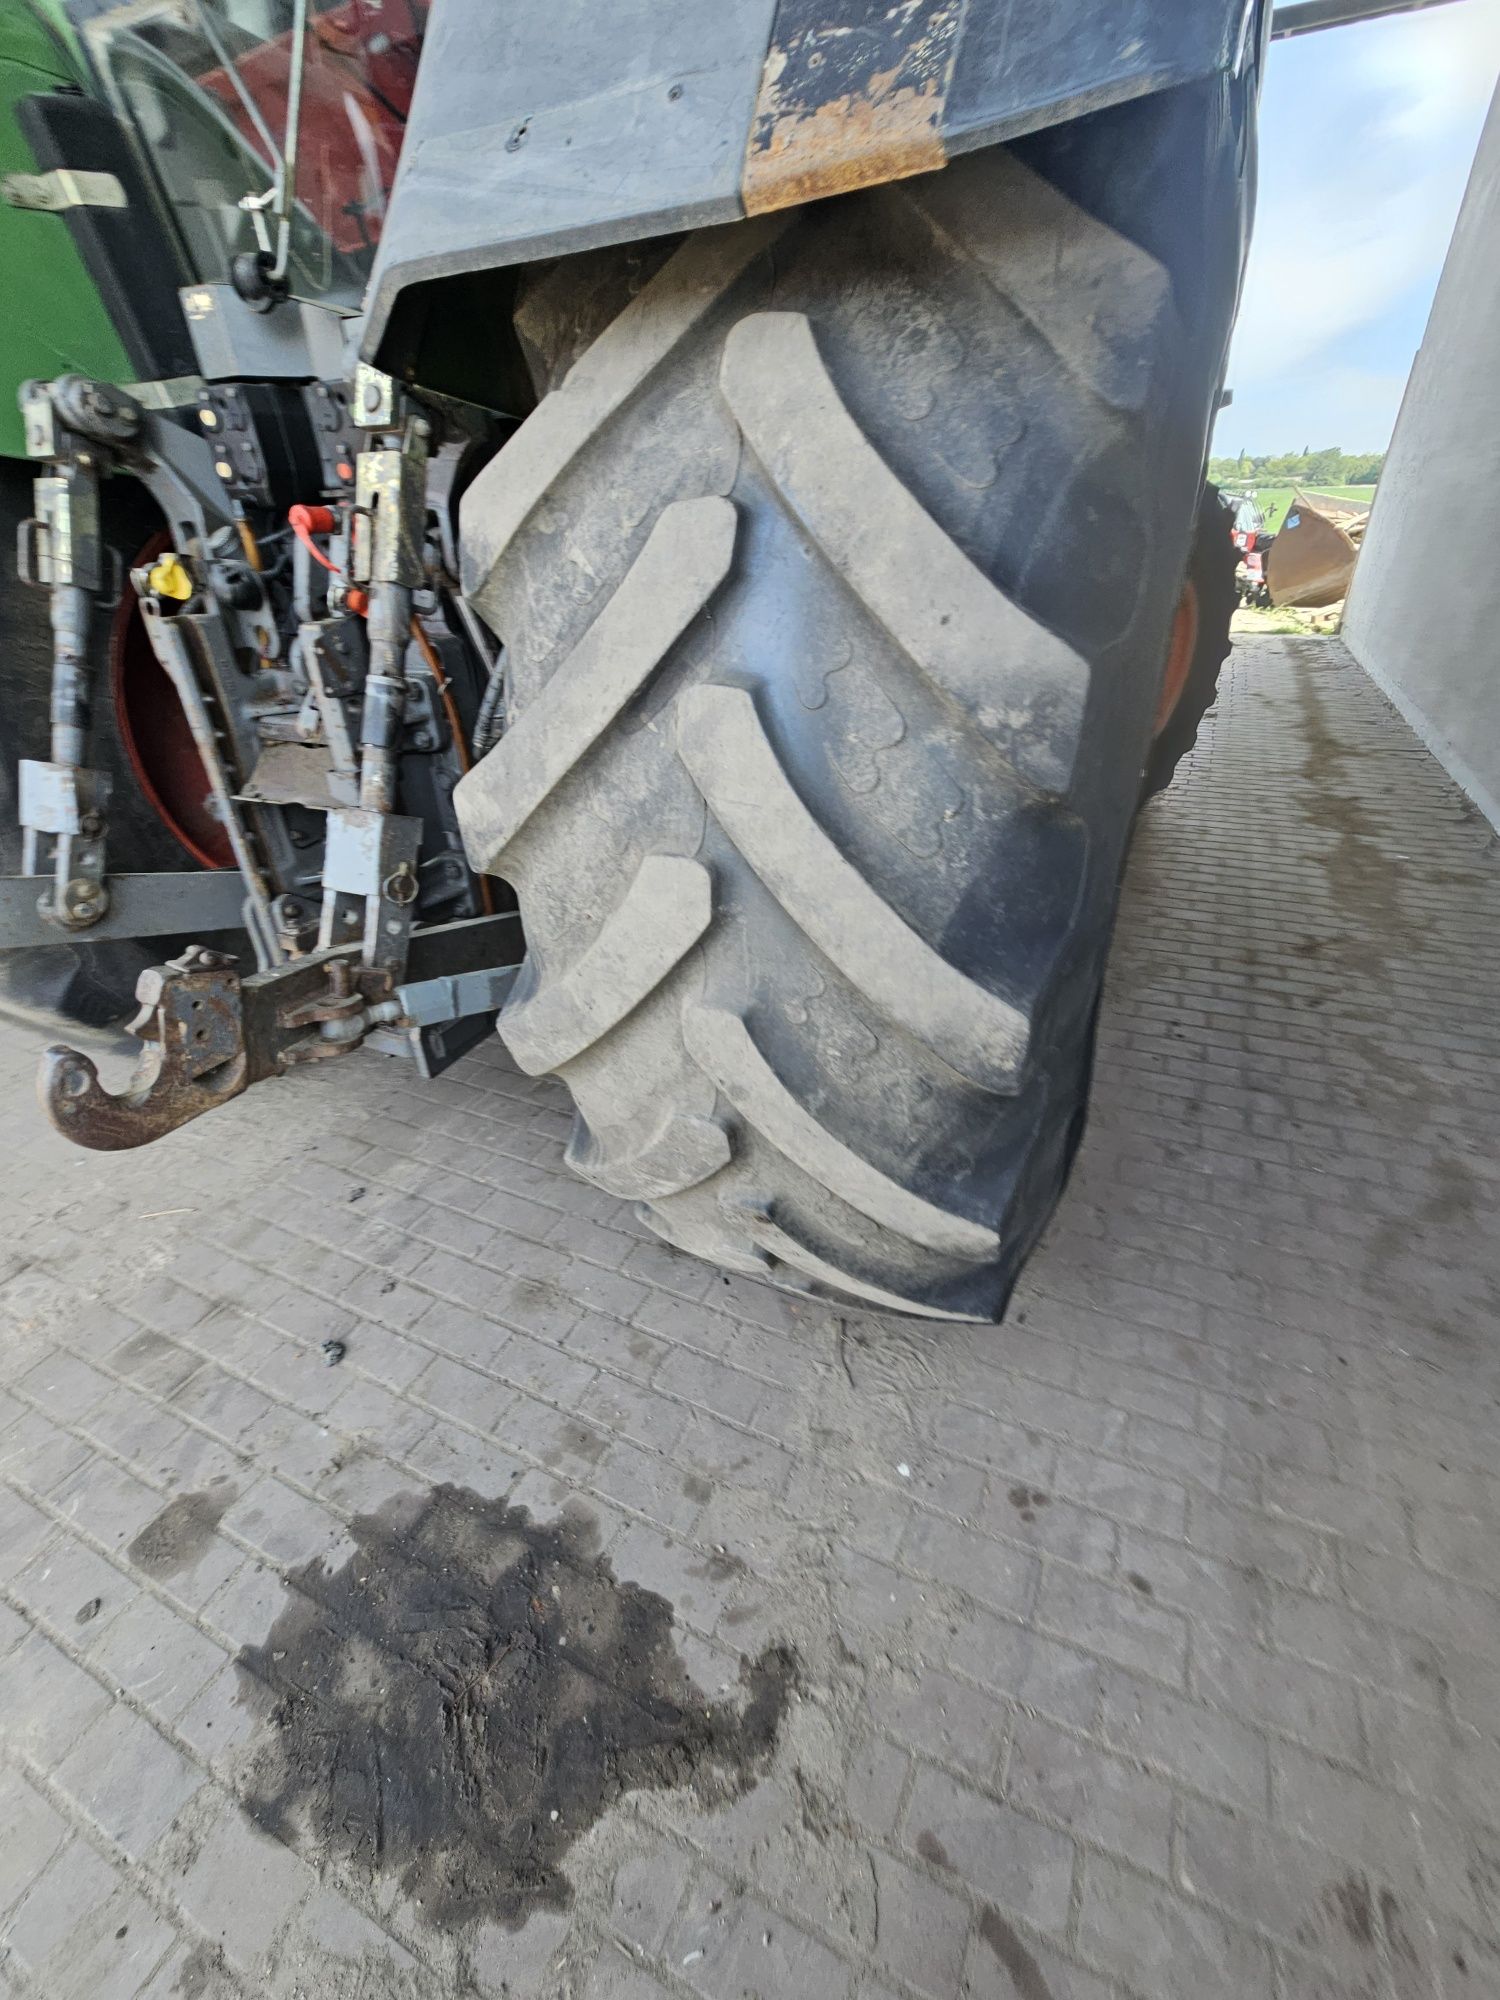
743 0 961 215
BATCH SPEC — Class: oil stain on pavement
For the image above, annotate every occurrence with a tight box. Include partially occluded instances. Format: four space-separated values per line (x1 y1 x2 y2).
128 1482 237 1579
237 1484 795 1927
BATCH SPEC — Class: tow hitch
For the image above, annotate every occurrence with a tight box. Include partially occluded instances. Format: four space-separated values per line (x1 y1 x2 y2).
40 932 519 1150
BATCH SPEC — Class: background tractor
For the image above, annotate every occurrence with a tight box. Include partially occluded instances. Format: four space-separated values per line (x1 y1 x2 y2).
2 0 1260 1321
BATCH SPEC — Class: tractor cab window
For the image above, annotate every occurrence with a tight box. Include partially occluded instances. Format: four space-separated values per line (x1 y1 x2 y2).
65 0 427 307
1233 497 1264 537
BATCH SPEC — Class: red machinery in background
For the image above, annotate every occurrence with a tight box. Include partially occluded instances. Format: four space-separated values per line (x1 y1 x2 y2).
197 0 428 256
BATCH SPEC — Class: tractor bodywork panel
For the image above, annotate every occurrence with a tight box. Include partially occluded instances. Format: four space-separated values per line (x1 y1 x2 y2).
0 1 133 458
363 0 1257 368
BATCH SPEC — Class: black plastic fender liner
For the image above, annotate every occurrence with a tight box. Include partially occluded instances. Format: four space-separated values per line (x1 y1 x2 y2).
452 81 1251 1319
362 0 1257 383
17 92 196 382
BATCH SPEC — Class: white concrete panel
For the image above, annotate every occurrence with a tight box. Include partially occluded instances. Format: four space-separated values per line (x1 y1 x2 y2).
1343 82 1500 829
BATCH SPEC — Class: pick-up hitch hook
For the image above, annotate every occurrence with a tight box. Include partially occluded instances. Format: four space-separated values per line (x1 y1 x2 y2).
38 945 249 1151
37 942 398 1151
37 937 515 1152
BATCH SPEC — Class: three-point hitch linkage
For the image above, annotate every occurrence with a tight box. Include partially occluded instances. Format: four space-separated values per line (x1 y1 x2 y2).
12 344 519 1149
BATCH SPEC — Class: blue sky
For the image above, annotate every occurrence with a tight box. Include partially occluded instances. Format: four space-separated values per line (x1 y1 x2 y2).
1212 0 1500 456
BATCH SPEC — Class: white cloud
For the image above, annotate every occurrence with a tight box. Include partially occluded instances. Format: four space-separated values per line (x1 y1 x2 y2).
1213 363 1412 457
1357 0 1500 140
1224 0 1500 430
1230 177 1441 382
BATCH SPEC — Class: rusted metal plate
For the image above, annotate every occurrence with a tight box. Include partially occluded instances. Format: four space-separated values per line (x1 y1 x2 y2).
1267 491 1366 609
742 0 963 216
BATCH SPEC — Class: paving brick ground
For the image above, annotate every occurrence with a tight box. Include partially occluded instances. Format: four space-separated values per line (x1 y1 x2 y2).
1 633 1498 2000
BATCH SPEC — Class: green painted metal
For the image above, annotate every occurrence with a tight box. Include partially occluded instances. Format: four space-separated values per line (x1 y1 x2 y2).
0 0 134 458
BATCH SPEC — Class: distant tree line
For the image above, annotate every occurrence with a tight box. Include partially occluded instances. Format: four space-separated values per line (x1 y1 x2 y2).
1207 446 1384 487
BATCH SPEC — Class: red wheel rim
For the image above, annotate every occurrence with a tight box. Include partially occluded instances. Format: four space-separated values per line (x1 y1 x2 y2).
110 533 235 871
1154 578 1200 738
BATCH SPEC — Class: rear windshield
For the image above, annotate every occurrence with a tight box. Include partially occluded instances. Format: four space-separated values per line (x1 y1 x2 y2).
66 0 428 307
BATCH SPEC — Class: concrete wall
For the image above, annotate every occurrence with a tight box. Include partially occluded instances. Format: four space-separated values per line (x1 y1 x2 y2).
1342 81 1500 830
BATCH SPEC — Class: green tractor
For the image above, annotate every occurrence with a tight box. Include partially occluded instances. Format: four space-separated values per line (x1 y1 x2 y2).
2 0 1255 1320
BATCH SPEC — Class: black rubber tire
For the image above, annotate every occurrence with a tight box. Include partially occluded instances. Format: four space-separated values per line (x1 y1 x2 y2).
1141 482 1237 803
0 459 190 1030
455 114 1242 1321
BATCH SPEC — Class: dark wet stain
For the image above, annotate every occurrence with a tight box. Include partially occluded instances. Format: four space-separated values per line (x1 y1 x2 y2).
128 1487 237 1581
1419 1154 1479 1230
1379 1888 1418 1966
915 1829 950 1868
1468 1842 1500 1919
977 1904 1054 2000
681 1473 713 1505
1292 646 1432 977
111 1328 199 1396
1411 1653 1450 1698
1325 1873 1375 1947
1368 1150 1479 1279
554 1420 607 1467
1009 1485 1049 1525
114 1329 175 1370
513 1277 564 1315
691 1551 744 1585
237 1484 795 1928
1126 1572 1154 1598
171 1940 226 1999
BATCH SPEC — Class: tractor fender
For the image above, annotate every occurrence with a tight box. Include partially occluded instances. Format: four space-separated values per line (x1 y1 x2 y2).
362 0 1261 374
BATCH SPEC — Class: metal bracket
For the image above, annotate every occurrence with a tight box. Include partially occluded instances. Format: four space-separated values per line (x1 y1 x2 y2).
396 962 520 1027
0 868 248 950
19 465 104 592
136 599 284 968
349 418 429 588
368 960 519 1081
18 762 111 928
2 168 126 212
352 362 398 431
300 617 364 781
38 944 376 1151
317 806 423 968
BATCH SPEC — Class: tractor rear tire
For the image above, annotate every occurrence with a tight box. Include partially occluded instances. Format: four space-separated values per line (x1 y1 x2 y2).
457 114 1241 1320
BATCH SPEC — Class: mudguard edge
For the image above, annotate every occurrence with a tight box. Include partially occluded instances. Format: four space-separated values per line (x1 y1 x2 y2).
362 0 1256 371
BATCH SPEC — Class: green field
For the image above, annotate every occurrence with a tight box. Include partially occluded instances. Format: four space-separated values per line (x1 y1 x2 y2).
1223 483 1376 529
